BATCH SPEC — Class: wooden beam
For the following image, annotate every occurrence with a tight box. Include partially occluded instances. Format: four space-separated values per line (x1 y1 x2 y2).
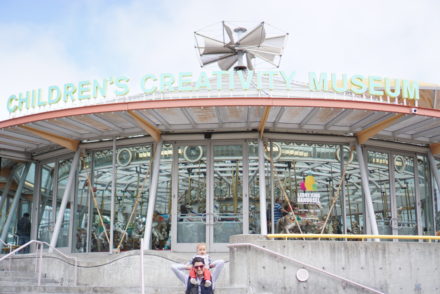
430 143 440 155
258 106 271 139
127 110 161 142
19 125 79 151
0 167 11 178
356 113 405 144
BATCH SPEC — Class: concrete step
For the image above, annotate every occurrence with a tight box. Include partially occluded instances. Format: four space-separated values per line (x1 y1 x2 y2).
0 270 38 278
0 270 58 286
0 285 248 294
0 279 59 286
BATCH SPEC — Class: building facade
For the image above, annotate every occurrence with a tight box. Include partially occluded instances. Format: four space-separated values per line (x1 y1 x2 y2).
1 72 440 253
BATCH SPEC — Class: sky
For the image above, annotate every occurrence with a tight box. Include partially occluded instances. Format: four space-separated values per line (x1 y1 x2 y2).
1 0 440 120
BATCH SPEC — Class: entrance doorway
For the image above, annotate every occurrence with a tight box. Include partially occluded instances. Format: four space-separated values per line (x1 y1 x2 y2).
366 149 424 236
171 142 245 252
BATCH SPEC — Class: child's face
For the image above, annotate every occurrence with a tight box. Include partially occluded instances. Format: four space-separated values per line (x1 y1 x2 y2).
197 245 207 255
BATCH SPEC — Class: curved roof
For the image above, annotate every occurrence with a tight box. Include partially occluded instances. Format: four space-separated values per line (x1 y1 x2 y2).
1 79 440 159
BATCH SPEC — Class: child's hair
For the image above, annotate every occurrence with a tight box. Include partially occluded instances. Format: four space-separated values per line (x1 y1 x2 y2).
196 243 207 250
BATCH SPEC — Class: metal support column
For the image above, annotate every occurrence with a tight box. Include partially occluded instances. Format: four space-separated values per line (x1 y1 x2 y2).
258 139 268 235
143 141 163 249
413 156 423 237
0 163 31 248
110 138 116 254
355 143 379 237
242 141 249 234
31 163 42 252
340 145 347 235
49 150 80 251
270 142 275 234
427 151 439 233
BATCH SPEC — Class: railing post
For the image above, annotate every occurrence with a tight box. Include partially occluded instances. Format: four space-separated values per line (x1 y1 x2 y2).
74 258 78 286
38 242 43 286
8 249 11 271
34 243 39 273
140 238 145 294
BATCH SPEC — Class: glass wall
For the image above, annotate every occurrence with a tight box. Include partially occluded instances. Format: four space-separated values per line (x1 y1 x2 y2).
366 150 436 237
75 153 91 252
38 162 55 243
367 151 392 235
176 145 207 244
418 155 434 235
434 157 440 235
266 141 354 235
114 145 151 251
394 154 416 235
213 144 243 243
5 163 34 244
56 158 72 247
248 141 260 234
90 148 113 252
152 143 173 250
24 138 439 253
343 147 364 235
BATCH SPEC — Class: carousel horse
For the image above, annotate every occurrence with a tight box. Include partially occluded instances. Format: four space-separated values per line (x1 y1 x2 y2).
277 212 300 233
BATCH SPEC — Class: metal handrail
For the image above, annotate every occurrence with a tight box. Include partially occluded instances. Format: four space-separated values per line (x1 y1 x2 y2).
267 233 440 241
0 240 78 286
228 242 384 294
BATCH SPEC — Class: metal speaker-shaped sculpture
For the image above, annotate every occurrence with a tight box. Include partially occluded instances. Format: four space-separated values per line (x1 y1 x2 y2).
195 21 288 71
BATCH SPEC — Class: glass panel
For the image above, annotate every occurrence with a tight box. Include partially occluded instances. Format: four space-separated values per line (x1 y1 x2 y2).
213 144 243 243
75 153 92 252
436 158 440 235
264 142 274 234
248 142 260 234
394 155 417 235
177 145 207 243
417 155 434 235
269 142 344 235
344 148 364 235
114 146 151 251
151 143 173 250
89 149 113 252
368 151 392 235
38 162 55 243
23 163 35 196
56 158 72 247
2 164 35 245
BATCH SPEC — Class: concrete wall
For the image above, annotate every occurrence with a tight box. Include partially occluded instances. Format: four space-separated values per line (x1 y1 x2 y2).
12 250 230 288
229 235 440 294
3 237 439 293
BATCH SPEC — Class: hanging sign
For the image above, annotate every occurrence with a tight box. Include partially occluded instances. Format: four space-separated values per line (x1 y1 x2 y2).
4 71 419 118
298 175 321 204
